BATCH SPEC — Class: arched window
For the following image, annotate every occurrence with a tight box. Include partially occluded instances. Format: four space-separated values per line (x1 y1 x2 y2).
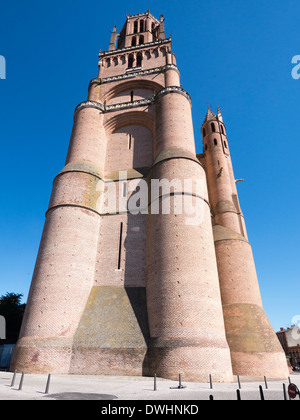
140 20 144 32
139 35 144 45
224 141 227 148
136 53 142 67
221 125 224 134
106 58 111 68
128 54 134 69
134 21 138 34
214 139 218 146
202 128 206 137
152 23 156 41
131 36 137 47
211 123 216 132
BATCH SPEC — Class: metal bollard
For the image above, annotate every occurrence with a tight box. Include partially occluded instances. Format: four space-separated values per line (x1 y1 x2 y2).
10 370 17 387
209 374 213 389
209 394 214 400
45 374 51 394
264 376 268 389
237 375 241 389
18 372 25 391
237 389 241 400
259 385 265 400
283 383 287 400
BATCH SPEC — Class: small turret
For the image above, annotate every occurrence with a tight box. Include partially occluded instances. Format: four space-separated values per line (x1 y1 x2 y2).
201 107 289 378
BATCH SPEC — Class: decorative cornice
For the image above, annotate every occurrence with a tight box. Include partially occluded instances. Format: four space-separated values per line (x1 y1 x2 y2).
75 85 191 116
75 100 105 114
89 64 179 88
155 86 191 104
98 38 171 58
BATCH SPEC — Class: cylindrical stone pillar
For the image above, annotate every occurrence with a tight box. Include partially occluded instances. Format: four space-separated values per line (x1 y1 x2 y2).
11 105 106 373
145 89 233 382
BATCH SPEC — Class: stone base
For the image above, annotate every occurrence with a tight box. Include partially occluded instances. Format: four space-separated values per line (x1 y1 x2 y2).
145 338 233 382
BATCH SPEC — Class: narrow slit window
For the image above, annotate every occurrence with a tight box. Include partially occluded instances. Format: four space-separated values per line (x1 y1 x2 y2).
224 141 227 148
117 222 123 270
130 91 134 102
128 134 132 149
202 128 206 137
128 55 134 68
136 53 142 66
214 139 218 146
211 123 216 132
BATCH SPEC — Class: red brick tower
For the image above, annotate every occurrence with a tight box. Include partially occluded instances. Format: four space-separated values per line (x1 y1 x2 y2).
201 107 288 378
11 12 287 381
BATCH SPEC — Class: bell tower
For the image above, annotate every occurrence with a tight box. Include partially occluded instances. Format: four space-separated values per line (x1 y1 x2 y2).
11 11 287 382
201 107 288 378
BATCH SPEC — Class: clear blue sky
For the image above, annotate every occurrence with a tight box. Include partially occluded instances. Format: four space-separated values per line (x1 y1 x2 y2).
0 0 299 332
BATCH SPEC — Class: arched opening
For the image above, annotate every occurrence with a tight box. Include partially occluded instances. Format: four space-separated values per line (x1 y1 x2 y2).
211 123 216 132
140 20 144 32
139 35 144 45
136 53 142 67
221 125 224 134
134 21 138 34
214 139 218 146
128 54 134 69
152 23 156 41
202 128 206 137
131 36 137 47
224 141 227 149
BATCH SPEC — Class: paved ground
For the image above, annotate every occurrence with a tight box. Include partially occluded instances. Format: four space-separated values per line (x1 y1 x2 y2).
0 371 299 401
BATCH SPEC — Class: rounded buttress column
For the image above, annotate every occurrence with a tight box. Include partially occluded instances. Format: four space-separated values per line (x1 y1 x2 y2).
11 105 105 374
214 235 289 378
145 89 233 382
203 113 288 378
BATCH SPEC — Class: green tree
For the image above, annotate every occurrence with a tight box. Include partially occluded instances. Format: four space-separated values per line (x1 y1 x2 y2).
0 292 25 344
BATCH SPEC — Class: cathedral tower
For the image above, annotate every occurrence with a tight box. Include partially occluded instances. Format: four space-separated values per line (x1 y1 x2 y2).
201 108 288 378
11 12 287 381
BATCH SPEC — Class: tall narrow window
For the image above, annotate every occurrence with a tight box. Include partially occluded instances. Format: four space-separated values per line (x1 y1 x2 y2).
140 20 144 32
221 125 224 134
214 139 218 146
128 134 132 149
131 36 136 47
128 55 134 68
136 53 142 67
224 141 227 148
139 35 144 45
202 128 206 137
130 91 134 102
117 222 123 270
211 123 216 132
134 21 138 34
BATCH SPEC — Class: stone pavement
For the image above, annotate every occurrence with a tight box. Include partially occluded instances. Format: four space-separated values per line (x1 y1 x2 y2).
0 371 299 401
